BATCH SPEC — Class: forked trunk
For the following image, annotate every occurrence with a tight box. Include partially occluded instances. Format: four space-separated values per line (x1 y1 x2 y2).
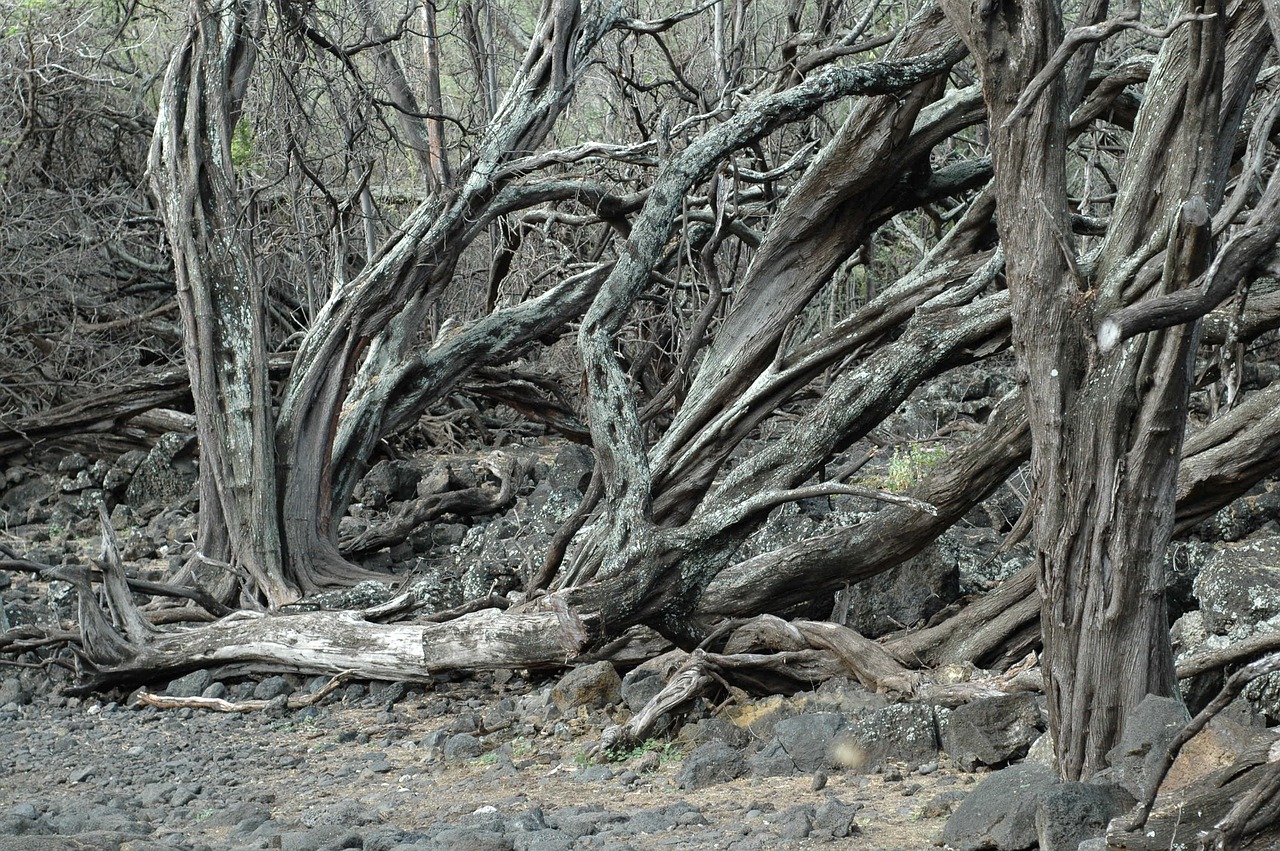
941 0 1228 778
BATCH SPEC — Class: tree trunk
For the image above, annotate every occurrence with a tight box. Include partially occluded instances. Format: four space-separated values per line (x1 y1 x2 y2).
149 0 621 601
940 0 1230 779
148 0 295 607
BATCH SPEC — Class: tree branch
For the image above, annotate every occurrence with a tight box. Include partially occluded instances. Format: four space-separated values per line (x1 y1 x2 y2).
1001 10 1216 129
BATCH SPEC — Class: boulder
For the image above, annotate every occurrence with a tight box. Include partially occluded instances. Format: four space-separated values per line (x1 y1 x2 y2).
942 762 1059 850
619 666 666 713
1096 694 1190 799
676 740 746 790
547 445 594 492
102 449 147 495
355 459 422 509
123 432 198 517
812 796 862 839
1163 715 1280 792
941 692 1044 770
1035 782 1133 851
839 702 939 772
165 669 213 698
549 661 622 712
1193 537 1280 633
749 712 847 776
840 540 960 637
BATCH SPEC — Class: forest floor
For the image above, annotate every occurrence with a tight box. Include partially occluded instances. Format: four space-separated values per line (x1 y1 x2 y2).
0 665 972 851
0 438 997 850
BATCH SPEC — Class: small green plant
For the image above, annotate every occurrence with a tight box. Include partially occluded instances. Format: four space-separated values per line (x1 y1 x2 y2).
606 737 680 764
230 122 258 172
877 443 948 493
469 752 500 766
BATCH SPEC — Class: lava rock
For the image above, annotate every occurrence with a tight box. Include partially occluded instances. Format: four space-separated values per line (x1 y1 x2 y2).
123 433 198 518
941 693 1044 770
841 540 961 637
750 713 846 776
840 703 939 772
443 733 484 760
547 445 594 493
1194 537 1280 633
677 741 746 790
1097 694 1190 799
942 762 1059 850
356 460 422 509
812 796 861 838
253 676 293 701
618 667 665 714
165 670 213 698
549 662 622 712
1035 782 1133 851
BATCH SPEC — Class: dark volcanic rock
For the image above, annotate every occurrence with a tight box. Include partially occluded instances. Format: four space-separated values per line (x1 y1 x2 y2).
749 712 846 776
942 763 1059 851
1193 537 1280 633
123 433 198 517
1035 782 1133 851
549 662 622 712
941 693 1044 770
841 703 939 772
841 540 961 637
546 445 594 493
677 741 746 790
1096 694 1190 799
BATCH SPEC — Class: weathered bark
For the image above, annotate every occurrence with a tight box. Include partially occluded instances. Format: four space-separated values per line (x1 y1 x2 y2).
79 606 586 685
149 0 293 606
0 368 190 458
941 0 1229 779
276 2 626 595
149 0 623 601
696 386 1028 622
647 5 973 523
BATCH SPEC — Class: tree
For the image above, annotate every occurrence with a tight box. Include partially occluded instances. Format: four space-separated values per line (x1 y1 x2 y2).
10 0 1280 834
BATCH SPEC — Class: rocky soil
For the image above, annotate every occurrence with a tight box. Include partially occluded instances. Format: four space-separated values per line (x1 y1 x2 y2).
0 666 980 851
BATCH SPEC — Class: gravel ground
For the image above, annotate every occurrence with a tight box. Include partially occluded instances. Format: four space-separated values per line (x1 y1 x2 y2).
0 672 974 851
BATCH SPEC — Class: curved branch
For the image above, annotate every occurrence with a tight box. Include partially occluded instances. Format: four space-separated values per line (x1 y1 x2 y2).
1001 10 1217 129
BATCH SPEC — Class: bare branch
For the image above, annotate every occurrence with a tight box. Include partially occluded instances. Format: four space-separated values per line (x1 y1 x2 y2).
1001 10 1216 129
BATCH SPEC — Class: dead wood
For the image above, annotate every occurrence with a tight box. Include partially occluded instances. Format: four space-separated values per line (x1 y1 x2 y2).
1176 628 1280 680
418 592 511 623
888 563 1041 668
8 560 225 617
71 604 593 688
597 656 719 755
137 669 355 713
1105 743 1280 849
600 617 1044 756
0 368 190 458
467 367 590 443
724 615 919 695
